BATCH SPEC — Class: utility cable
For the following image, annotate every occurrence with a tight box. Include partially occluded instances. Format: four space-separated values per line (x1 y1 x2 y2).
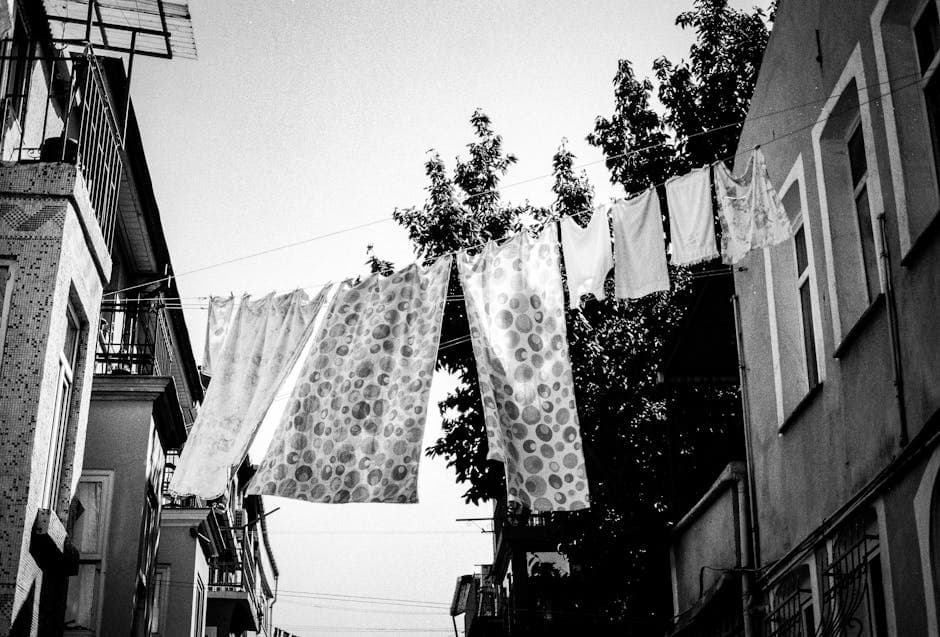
101 68 924 301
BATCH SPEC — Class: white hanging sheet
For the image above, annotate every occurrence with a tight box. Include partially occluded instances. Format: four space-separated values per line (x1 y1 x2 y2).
560 206 614 309
665 166 719 266
611 188 671 299
170 287 332 499
247 257 451 503
458 227 590 512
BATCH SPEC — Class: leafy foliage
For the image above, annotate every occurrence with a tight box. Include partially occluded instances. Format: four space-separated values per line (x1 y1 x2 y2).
379 0 770 630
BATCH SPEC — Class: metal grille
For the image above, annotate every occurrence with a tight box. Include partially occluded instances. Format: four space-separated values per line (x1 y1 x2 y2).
765 513 883 637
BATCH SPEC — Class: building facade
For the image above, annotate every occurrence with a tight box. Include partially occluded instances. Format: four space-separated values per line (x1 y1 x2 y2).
669 0 940 635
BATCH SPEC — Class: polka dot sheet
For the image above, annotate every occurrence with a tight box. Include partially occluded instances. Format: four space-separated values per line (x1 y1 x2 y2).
458 228 590 512
247 257 451 503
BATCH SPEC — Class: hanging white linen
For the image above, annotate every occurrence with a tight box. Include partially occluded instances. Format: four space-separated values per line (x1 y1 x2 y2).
560 206 614 309
170 287 332 499
458 227 590 512
665 166 719 266
713 148 791 264
611 188 671 299
246 257 451 504
202 295 236 377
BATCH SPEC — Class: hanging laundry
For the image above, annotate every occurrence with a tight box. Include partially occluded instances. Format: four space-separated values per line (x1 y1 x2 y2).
458 227 590 512
170 287 332 500
665 166 719 266
247 257 451 504
611 188 671 299
559 206 614 309
202 295 237 377
713 148 791 264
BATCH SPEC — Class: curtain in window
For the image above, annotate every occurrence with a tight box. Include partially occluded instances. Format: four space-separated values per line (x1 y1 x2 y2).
247 257 451 503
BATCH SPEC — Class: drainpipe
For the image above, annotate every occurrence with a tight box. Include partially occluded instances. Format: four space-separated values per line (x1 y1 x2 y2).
731 293 761 568
877 213 908 446
734 467 757 637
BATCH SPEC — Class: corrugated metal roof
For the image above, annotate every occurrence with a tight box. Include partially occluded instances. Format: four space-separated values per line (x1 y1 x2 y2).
43 0 197 59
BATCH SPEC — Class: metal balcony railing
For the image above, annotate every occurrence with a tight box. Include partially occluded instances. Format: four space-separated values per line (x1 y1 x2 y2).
493 497 553 553
0 41 124 250
96 300 174 376
209 551 265 626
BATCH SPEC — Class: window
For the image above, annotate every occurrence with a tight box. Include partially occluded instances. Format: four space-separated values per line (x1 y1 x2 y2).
42 302 81 511
0 12 32 135
193 576 206 637
0 260 15 370
64 472 113 635
847 125 880 304
148 565 169 637
794 224 819 390
765 564 817 637
917 1 940 189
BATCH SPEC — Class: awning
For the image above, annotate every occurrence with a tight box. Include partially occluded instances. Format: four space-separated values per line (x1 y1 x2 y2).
42 0 197 59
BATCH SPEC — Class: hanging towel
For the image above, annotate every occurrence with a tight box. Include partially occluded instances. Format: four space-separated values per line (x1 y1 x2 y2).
203 295 236 377
611 188 670 299
458 227 590 512
170 287 332 500
560 206 614 309
246 256 452 504
665 166 719 266
713 148 791 264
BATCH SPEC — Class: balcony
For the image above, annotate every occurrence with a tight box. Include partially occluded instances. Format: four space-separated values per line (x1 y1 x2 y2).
207 553 263 634
96 300 174 376
0 42 124 250
451 569 506 637
492 497 554 566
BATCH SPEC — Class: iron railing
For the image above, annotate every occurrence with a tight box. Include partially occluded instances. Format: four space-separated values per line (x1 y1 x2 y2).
96 300 174 376
493 497 553 554
161 450 202 509
0 41 124 250
209 551 264 625
764 513 883 637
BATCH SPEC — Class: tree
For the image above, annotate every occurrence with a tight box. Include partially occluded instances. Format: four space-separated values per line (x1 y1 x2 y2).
380 0 771 630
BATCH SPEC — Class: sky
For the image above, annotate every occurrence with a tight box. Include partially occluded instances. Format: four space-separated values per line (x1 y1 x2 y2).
127 1 765 635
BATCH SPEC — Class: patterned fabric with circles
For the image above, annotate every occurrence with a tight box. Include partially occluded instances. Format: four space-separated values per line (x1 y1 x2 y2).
458 228 590 512
247 257 452 503
170 287 332 500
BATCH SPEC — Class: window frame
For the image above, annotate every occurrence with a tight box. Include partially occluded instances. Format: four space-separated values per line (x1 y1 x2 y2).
42 301 81 511
812 44 887 346
846 120 882 306
64 470 114 636
764 155 826 430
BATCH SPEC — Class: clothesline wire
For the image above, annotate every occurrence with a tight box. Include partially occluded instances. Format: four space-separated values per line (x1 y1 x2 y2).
151 264 737 308
101 69 923 302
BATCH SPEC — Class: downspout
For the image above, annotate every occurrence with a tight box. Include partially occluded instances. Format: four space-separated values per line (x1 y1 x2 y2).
877 213 908 446
732 294 759 637
732 293 761 567
734 467 757 637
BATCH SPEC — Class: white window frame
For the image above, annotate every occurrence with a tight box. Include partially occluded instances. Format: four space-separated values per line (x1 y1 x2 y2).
0 259 15 370
764 155 826 428
193 575 206 637
149 564 170 637
812 44 887 346
846 119 881 305
42 301 80 511
64 470 114 636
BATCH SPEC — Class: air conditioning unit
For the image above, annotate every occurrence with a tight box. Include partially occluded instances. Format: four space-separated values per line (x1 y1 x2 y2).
234 508 248 539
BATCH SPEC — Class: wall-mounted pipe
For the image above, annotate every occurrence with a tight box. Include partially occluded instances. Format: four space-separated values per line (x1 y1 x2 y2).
878 213 908 446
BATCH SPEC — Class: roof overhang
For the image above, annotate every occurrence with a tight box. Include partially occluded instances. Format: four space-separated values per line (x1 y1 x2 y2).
42 0 197 59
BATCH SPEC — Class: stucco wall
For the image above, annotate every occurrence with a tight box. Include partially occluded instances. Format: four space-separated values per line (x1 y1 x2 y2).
158 509 211 637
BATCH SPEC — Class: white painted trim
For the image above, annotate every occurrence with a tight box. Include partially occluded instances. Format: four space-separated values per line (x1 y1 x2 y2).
0 259 15 374
914 445 940 636
873 498 900 637
871 0 914 254
763 247 785 425
812 44 885 345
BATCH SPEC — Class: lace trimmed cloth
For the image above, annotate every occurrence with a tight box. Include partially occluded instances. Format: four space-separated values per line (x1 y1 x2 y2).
169 287 332 500
713 148 791 264
246 257 451 503
458 228 590 512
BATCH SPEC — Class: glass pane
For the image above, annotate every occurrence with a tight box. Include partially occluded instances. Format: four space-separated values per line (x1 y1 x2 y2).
916 1 940 75
854 186 880 302
926 74 940 189
848 126 867 187
64 305 80 366
800 282 819 389
64 563 98 630
794 226 808 275
72 481 103 554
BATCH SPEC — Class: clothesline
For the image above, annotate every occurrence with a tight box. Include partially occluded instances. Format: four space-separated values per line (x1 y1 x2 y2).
101 68 924 302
